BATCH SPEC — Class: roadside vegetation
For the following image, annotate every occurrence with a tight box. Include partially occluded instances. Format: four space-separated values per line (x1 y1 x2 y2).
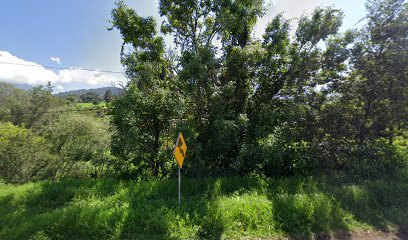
0 0 407 239
1 174 407 239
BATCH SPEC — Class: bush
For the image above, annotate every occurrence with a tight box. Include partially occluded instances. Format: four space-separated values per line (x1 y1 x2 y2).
0 122 55 183
43 113 112 179
315 139 404 181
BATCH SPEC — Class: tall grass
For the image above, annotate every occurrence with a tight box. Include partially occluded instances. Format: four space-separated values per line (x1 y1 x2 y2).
1 175 407 239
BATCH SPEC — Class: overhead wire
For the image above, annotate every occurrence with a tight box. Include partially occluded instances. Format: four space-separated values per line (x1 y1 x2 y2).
0 61 123 74
0 61 128 117
0 60 131 83
9 107 108 116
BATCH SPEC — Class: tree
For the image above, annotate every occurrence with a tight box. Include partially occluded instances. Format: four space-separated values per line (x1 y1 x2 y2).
0 82 26 124
159 0 214 52
80 92 101 104
107 0 407 179
109 1 180 178
66 94 79 103
43 113 112 179
158 0 266 176
104 89 113 103
236 8 346 176
349 0 408 143
0 82 63 130
214 0 264 48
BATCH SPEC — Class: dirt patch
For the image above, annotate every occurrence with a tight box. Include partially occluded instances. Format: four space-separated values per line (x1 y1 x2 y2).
316 226 408 240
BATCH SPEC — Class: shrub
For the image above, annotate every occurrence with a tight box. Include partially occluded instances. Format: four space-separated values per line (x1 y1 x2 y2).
0 122 55 183
43 113 112 179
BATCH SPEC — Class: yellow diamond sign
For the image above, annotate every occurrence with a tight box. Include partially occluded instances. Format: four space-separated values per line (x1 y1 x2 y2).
174 132 187 168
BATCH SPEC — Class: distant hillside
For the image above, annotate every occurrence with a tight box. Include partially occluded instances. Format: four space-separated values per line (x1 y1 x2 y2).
0 81 32 91
55 86 123 98
11 82 32 91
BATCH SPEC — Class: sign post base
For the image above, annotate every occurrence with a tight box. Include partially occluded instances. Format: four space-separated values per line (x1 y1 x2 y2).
178 165 181 208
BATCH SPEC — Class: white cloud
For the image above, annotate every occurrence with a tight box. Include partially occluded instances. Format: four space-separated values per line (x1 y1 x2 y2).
0 51 58 86
255 0 331 38
0 50 126 93
56 85 64 91
50 57 61 64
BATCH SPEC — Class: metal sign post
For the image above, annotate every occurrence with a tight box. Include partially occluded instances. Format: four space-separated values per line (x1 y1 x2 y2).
178 165 181 208
174 132 187 208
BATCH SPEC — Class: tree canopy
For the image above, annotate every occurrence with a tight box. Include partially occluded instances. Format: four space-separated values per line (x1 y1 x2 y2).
107 0 408 179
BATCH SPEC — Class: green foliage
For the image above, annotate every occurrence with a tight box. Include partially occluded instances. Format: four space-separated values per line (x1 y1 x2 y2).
109 2 181 178
0 0 405 183
1 176 407 239
43 113 112 179
159 0 214 51
296 8 344 46
1 1 407 238
214 0 265 47
110 1 158 54
0 82 63 129
65 94 79 103
349 0 408 142
0 82 26 124
24 83 64 129
110 84 179 178
395 132 408 164
74 102 106 109
207 193 274 237
104 89 113 103
107 0 408 180
80 92 102 104
0 122 54 183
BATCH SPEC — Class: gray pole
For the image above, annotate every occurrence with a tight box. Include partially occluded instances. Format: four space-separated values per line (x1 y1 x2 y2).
178 165 181 208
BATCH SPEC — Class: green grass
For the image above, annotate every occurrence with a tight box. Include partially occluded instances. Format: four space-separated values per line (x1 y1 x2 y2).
75 102 106 109
1 175 407 239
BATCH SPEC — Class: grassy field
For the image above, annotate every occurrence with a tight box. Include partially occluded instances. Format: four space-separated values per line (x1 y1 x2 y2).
1 175 407 240
74 102 106 109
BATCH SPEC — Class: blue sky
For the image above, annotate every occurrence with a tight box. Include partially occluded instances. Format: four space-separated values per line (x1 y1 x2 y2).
0 0 367 92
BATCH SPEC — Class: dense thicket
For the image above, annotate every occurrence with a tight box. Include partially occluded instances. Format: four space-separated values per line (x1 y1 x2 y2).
0 0 406 184
0 122 55 183
109 0 408 179
0 82 112 183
